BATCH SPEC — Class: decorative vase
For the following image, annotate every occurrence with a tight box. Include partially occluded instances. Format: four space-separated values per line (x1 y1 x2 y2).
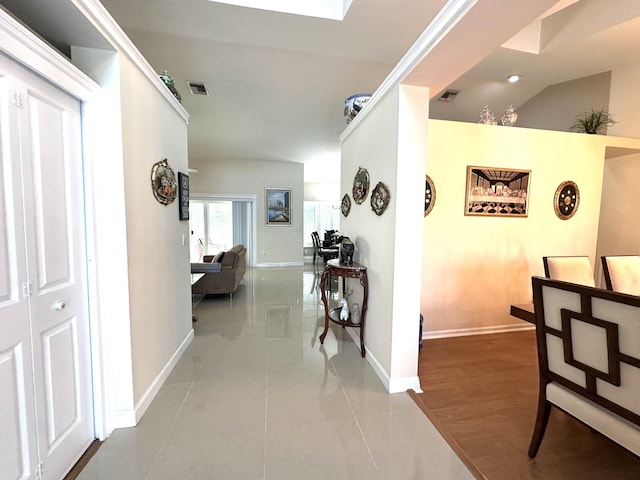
159 70 182 103
351 303 361 325
344 93 372 124
478 105 496 125
501 104 518 126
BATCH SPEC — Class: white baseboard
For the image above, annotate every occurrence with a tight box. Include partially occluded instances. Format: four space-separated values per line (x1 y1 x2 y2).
422 322 534 340
254 262 304 268
344 328 421 394
110 409 137 430
133 328 195 423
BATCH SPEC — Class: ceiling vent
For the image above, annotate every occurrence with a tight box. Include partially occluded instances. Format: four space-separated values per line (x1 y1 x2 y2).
187 81 209 96
438 89 459 102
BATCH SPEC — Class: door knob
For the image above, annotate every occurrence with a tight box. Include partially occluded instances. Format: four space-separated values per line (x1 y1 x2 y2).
53 300 66 311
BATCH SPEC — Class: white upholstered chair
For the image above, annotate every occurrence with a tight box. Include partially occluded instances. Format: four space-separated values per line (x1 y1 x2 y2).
601 255 640 296
542 256 595 287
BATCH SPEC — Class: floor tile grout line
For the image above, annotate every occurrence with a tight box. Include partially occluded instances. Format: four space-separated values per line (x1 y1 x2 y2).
329 354 382 478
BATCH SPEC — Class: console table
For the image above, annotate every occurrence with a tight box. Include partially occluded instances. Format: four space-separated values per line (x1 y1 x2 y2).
319 259 368 357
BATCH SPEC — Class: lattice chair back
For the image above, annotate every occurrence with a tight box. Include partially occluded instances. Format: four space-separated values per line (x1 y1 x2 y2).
529 276 640 457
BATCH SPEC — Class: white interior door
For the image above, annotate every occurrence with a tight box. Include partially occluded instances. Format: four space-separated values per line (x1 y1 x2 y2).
0 52 94 480
0 70 40 480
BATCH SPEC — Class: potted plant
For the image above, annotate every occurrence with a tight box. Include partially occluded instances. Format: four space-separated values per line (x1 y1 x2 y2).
571 107 616 134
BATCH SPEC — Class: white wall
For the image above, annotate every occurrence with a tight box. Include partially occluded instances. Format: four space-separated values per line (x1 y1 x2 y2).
304 182 340 202
188 156 304 266
422 119 640 336
118 56 192 405
340 84 427 393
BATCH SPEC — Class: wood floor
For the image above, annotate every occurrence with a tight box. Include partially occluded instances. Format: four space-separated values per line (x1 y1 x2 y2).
412 330 640 480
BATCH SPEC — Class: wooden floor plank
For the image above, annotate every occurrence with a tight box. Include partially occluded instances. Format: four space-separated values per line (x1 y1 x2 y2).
413 331 640 479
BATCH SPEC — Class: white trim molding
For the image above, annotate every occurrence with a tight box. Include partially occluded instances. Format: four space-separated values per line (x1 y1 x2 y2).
422 322 534 341
339 0 477 143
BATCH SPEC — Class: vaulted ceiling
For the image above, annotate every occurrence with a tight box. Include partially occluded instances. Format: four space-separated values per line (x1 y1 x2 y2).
3 0 640 183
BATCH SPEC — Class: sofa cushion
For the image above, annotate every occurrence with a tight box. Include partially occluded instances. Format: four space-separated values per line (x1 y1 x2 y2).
222 244 244 267
191 262 222 273
213 251 225 263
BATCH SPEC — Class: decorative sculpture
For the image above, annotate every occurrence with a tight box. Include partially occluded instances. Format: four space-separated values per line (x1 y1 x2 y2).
340 298 349 321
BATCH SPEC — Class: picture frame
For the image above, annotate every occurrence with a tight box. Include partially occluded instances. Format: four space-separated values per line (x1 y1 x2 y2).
178 172 189 220
266 188 291 226
464 166 530 217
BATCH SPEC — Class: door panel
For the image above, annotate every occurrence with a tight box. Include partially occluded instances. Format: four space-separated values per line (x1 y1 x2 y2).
0 73 38 480
21 74 94 480
26 91 73 292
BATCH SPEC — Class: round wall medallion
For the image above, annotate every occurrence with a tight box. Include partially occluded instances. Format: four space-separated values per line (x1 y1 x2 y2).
341 194 352 217
352 167 370 204
151 158 177 205
370 181 390 216
424 174 436 217
554 180 580 220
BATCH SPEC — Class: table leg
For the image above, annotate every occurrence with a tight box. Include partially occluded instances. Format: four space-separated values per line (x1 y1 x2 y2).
319 266 330 344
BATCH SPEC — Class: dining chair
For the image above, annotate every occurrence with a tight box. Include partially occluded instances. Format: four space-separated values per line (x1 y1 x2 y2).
311 231 338 266
601 255 640 295
542 256 595 287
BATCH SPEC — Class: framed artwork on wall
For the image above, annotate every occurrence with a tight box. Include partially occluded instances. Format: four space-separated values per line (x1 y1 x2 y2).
464 166 530 217
178 172 189 220
424 174 436 216
553 180 580 220
151 158 177 205
266 188 291 226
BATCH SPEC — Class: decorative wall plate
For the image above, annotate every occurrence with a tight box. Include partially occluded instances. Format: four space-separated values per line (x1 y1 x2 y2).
151 159 177 205
424 174 436 216
554 180 580 220
352 167 370 204
341 194 351 217
370 181 390 216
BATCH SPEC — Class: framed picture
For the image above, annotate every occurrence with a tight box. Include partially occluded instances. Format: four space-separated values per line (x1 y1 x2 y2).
266 188 291 226
178 172 189 220
464 166 530 217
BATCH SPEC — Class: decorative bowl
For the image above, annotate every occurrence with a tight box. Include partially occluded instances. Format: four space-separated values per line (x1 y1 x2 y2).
344 93 372 124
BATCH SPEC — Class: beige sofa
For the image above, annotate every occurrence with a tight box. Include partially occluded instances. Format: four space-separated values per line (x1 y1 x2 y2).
191 244 246 295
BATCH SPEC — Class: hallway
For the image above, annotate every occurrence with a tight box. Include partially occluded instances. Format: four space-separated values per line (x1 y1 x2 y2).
77 265 473 479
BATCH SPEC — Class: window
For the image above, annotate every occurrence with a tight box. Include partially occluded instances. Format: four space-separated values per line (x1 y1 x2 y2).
189 198 253 263
303 201 340 246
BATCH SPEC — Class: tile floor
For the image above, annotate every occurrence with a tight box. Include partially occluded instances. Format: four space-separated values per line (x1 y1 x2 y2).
78 265 474 479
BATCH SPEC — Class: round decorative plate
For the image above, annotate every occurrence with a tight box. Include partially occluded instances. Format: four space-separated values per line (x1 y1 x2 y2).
151 158 177 205
554 180 580 220
424 174 436 216
341 194 352 217
370 181 390 216
352 167 370 205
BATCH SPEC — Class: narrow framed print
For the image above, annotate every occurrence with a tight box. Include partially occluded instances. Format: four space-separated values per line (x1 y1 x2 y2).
464 166 530 217
266 188 291 226
178 172 189 220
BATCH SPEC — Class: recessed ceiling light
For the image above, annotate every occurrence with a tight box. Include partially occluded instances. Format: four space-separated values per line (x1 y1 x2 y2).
507 74 521 83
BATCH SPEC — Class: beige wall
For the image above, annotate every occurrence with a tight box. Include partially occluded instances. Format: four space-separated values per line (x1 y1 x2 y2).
421 120 640 336
595 152 640 282
517 72 611 132
340 85 428 392
118 57 192 403
188 156 304 266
